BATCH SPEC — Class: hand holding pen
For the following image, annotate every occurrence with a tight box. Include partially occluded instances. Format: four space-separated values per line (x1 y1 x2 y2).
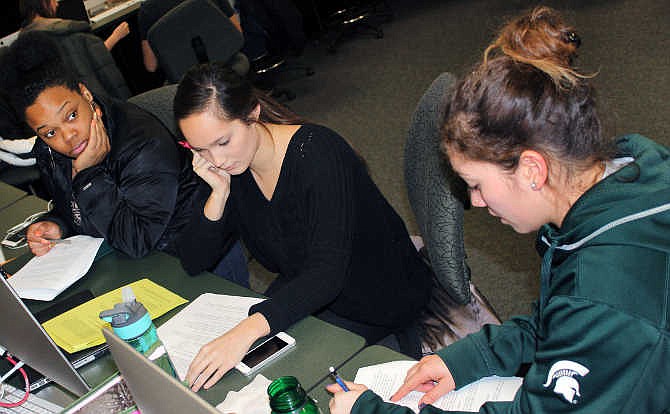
329 366 350 391
26 221 63 256
326 368 368 414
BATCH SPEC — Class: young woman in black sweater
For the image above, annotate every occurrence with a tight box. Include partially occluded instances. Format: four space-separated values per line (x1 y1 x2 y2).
174 63 433 391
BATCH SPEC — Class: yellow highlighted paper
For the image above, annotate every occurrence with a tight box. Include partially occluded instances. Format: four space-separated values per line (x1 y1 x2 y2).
43 278 188 353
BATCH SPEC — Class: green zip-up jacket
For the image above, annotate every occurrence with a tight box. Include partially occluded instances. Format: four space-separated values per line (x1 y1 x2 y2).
352 134 670 413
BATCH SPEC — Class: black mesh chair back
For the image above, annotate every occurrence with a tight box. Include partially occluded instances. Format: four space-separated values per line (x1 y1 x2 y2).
405 72 471 304
147 0 249 83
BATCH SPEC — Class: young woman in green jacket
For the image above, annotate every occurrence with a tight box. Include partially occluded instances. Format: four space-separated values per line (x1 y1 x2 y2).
329 6 670 414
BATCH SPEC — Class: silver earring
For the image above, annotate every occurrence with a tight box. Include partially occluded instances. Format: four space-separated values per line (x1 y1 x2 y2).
531 182 537 190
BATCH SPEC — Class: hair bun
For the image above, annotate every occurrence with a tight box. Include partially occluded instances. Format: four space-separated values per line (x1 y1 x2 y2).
484 6 584 87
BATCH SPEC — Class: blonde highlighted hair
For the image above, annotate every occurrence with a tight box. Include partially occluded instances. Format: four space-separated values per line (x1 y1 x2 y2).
484 6 591 89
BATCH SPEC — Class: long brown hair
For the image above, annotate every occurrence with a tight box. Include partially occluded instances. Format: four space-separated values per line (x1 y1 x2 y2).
173 62 304 127
19 0 56 26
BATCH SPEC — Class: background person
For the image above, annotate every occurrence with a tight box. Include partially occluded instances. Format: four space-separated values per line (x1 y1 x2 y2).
174 62 433 391
19 0 132 101
20 0 130 50
329 6 670 413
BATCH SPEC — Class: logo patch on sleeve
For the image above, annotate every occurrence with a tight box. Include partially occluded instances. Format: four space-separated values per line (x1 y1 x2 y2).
543 360 590 404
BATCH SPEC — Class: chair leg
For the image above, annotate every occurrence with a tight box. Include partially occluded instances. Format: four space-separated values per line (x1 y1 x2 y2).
362 22 383 39
327 29 346 54
372 0 394 22
324 1 391 53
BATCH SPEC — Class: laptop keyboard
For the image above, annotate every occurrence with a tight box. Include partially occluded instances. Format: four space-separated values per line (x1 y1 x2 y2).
0 383 63 413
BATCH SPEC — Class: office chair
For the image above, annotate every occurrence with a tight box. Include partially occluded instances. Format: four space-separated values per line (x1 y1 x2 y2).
147 0 250 84
249 53 314 102
19 27 131 100
237 0 314 101
322 0 393 54
128 84 179 136
0 83 43 197
405 73 500 353
0 164 41 195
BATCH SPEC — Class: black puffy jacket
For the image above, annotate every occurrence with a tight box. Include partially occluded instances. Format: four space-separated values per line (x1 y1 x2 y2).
34 94 198 258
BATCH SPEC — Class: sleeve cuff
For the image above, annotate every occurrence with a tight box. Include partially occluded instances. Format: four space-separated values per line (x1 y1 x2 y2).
37 214 72 238
437 335 489 389
352 390 417 414
249 299 289 336
352 390 383 413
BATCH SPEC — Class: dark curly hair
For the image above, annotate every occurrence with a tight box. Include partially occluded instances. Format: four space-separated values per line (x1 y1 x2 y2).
0 31 79 120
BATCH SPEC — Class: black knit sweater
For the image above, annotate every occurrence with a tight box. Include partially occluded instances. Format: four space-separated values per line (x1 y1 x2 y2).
179 124 432 334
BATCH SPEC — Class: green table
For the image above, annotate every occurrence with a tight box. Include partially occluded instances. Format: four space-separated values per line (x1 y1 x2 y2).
0 180 26 211
0 196 49 261
309 345 415 412
22 250 366 408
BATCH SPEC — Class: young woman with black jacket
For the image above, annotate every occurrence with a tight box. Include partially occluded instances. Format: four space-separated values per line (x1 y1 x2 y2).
1 32 217 262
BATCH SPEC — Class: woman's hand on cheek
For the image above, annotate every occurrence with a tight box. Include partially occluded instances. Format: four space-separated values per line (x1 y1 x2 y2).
73 110 110 176
191 151 231 196
327 381 368 414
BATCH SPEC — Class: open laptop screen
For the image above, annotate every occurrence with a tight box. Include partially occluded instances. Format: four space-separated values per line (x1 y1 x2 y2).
0 276 90 396
102 328 220 414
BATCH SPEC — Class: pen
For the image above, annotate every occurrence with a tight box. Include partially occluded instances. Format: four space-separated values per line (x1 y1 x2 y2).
177 140 193 150
329 366 350 392
46 238 72 246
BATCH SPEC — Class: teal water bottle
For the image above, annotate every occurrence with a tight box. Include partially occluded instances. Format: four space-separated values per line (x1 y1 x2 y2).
268 376 322 414
100 287 177 378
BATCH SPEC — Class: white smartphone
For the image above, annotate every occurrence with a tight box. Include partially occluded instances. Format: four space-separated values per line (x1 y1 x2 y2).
235 332 296 376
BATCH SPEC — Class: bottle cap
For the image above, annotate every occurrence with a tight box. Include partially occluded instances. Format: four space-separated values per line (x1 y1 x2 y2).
99 287 152 340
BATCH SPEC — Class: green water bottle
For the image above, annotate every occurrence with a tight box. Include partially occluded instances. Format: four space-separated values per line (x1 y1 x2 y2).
100 287 177 378
268 376 321 414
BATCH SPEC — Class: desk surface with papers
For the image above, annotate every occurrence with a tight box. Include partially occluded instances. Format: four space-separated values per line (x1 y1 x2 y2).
7 249 367 409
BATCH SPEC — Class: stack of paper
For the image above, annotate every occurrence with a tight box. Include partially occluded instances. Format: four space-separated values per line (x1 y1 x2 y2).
43 278 188 353
9 235 103 301
355 361 523 413
157 293 264 380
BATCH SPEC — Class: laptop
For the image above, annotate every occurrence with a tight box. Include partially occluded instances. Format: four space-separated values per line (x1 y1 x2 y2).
57 0 143 27
102 328 221 414
0 275 107 396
